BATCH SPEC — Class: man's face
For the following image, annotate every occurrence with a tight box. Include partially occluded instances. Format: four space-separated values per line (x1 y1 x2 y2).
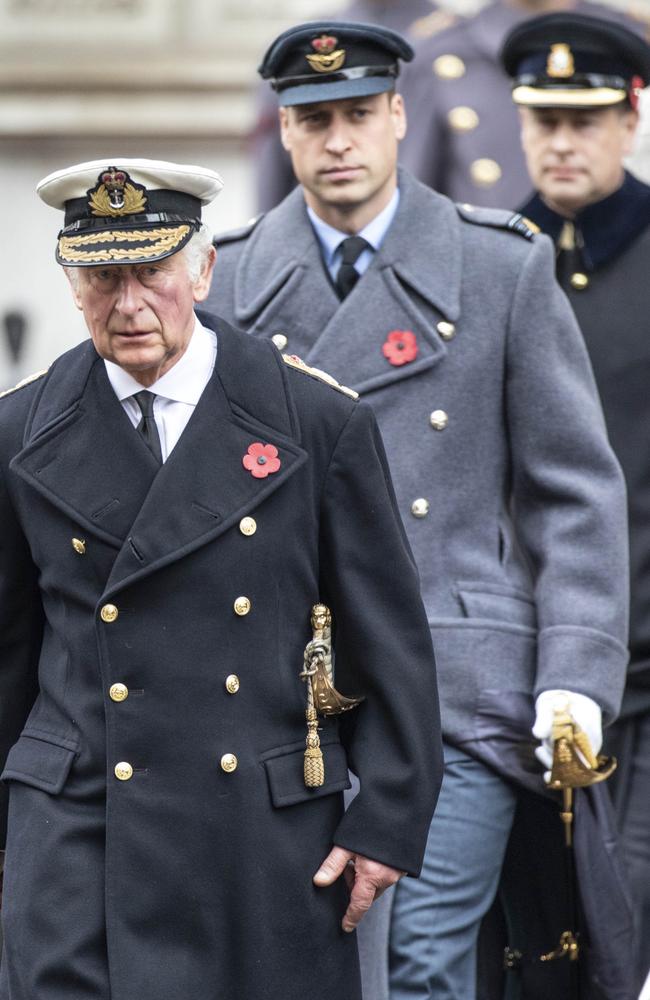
67 246 215 386
279 92 406 219
519 105 638 216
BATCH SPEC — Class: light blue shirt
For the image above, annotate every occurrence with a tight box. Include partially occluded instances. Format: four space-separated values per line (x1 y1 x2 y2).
306 188 400 285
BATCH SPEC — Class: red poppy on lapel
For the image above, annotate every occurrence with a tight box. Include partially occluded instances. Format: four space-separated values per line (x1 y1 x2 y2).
243 442 281 479
382 330 418 366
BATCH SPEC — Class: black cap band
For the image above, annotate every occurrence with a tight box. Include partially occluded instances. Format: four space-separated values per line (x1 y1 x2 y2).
63 189 201 228
60 212 201 238
272 63 399 93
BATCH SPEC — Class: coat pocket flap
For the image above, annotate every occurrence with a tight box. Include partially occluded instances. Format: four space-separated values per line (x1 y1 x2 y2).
457 584 537 629
261 739 351 808
1 734 78 794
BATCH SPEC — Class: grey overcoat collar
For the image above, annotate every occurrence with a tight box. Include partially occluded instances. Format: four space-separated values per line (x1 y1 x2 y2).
233 171 463 394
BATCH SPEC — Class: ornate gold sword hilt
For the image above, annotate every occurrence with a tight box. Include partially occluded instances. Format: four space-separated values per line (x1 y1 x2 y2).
300 604 364 788
548 703 617 847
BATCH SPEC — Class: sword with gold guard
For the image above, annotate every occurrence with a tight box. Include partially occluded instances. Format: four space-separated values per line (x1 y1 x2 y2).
505 702 617 985
548 703 616 988
300 604 364 788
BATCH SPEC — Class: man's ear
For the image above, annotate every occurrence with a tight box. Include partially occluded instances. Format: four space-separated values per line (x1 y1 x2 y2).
279 107 292 152
621 107 640 158
64 268 84 311
192 245 217 303
390 92 407 142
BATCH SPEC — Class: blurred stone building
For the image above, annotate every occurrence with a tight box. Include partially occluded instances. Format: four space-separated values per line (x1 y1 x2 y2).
0 0 648 382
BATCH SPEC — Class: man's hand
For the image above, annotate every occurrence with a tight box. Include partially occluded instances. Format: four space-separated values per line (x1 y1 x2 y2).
313 845 405 932
533 689 602 777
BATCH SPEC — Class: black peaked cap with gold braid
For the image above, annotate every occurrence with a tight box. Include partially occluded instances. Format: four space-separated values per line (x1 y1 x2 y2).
259 21 413 108
501 12 650 109
37 158 223 267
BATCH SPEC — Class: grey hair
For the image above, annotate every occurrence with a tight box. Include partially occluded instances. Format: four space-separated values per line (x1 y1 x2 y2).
64 222 214 288
181 224 214 282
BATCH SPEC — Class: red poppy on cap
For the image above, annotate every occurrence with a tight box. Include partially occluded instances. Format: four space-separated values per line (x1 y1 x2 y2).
382 330 418 366
630 75 644 110
243 442 281 478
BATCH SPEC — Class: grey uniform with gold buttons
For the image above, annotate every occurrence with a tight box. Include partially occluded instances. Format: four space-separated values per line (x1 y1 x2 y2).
207 168 630 999
398 0 649 209
207 169 629 741
0 316 442 1000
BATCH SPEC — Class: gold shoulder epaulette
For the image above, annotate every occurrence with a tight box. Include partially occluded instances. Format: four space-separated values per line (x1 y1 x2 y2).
0 368 48 399
409 9 458 41
282 354 358 400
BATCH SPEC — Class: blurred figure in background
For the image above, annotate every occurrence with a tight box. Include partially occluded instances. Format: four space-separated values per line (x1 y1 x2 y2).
398 0 650 208
503 12 650 992
250 0 455 212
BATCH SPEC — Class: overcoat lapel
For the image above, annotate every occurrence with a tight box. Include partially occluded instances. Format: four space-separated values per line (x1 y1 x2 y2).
11 346 159 548
103 346 307 595
234 173 463 395
11 326 308 596
234 187 340 346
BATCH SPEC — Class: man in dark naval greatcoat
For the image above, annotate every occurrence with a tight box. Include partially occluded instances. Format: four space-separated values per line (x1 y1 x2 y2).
503 13 650 990
204 21 630 1000
0 157 443 1000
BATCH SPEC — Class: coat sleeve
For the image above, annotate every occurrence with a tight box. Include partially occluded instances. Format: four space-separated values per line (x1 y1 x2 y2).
0 428 43 849
318 401 442 877
505 234 629 724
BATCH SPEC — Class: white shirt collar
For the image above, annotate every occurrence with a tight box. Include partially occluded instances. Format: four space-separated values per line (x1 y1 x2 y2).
306 187 400 269
104 318 216 405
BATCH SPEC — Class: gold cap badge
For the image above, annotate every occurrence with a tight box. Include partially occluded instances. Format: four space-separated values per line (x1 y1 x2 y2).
547 44 575 79
87 167 148 218
306 34 346 73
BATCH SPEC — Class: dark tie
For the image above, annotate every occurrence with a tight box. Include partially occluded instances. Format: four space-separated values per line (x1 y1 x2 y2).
133 390 163 464
335 236 371 300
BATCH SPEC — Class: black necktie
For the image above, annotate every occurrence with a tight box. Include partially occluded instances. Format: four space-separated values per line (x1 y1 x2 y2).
133 390 163 464
335 236 371 300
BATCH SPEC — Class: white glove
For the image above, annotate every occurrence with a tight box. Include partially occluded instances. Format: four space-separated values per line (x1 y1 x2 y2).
532 690 602 777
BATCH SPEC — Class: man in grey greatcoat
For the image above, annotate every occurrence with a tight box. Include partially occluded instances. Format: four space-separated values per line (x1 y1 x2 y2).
205 20 630 1000
0 158 443 1000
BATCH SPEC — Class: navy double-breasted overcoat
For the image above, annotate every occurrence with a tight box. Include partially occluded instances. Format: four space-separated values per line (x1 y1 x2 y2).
0 317 442 1000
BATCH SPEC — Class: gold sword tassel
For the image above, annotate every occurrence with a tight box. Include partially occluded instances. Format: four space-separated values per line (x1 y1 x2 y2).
300 604 364 787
